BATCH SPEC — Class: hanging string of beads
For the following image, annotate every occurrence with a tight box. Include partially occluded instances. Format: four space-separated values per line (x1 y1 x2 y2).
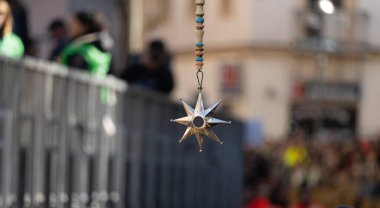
171 0 230 152
195 0 205 91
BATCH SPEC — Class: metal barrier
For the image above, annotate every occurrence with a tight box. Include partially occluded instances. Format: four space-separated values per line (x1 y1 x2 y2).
0 56 243 208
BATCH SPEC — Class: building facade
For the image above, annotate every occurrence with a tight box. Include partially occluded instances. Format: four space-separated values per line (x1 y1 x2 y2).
20 0 380 140
142 0 380 140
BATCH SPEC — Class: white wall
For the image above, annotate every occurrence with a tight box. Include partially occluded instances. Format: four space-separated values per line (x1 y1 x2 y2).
250 0 300 45
357 0 380 136
357 0 380 48
245 54 291 138
359 59 380 137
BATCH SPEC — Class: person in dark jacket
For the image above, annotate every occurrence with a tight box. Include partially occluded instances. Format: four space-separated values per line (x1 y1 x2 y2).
60 11 113 76
48 19 68 61
121 40 174 94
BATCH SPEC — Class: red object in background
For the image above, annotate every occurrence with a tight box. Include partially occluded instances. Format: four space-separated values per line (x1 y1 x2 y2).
292 81 305 100
223 65 237 89
221 64 242 93
360 140 371 153
294 204 308 208
246 197 272 208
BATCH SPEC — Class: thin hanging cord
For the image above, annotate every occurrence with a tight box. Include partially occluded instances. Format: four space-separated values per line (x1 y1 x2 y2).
196 69 204 91
195 0 205 92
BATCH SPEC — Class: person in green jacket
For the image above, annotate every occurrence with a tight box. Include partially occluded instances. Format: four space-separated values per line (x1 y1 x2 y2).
0 0 24 58
60 11 113 76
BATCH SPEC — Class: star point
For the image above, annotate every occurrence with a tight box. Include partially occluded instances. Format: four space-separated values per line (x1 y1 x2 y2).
171 92 230 152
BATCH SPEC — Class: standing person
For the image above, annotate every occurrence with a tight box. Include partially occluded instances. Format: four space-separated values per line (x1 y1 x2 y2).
120 40 174 94
60 11 113 76
0 0 24 58
48 19 68 61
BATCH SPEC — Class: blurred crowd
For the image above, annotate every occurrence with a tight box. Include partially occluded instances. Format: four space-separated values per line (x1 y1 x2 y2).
0 0 174 94
244 133 380 208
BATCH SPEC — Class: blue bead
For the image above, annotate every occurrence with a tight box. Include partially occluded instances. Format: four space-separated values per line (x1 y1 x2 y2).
196 42 204 47
196 17 204 23
196 57 204 62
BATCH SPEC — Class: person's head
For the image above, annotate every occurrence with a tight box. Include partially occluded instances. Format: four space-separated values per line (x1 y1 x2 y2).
48 19 66 40
149 40 166 59
142 39 168 72
68 11 104 39
0 0 12 37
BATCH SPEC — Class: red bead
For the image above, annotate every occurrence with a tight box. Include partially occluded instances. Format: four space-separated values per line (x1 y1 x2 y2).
195 51 204 56
195 62 204 66
195 23 204 30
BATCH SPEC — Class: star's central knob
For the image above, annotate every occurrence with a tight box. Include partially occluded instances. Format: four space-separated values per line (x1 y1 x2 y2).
192 116 205 128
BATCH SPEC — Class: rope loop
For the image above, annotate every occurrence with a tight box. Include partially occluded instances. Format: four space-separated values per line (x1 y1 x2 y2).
196 69 204 91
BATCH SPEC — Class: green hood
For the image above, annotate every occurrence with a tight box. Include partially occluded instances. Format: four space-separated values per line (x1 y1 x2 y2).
60 40 112 76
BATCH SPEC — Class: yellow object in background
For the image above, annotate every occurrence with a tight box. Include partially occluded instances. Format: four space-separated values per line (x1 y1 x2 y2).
283 145 308 167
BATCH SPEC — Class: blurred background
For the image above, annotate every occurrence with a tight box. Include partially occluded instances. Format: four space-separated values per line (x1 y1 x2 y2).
1 0 380 208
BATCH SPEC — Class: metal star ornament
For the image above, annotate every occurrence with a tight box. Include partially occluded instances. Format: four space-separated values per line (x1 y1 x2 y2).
171 92 231 152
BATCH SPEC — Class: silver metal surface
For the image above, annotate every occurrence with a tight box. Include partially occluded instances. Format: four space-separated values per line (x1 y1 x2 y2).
171 92 231 152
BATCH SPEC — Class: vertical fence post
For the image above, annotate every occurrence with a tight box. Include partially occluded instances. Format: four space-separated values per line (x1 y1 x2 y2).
1 111 13 208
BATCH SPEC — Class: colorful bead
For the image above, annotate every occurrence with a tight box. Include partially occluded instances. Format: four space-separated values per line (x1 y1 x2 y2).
196 6 204 16
195 42 204 47
196 57 204 62
195 51 204 56
196 62 204 66
196 17 205 24
195 24 204 30
195 0 205 70
196 30 204 43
